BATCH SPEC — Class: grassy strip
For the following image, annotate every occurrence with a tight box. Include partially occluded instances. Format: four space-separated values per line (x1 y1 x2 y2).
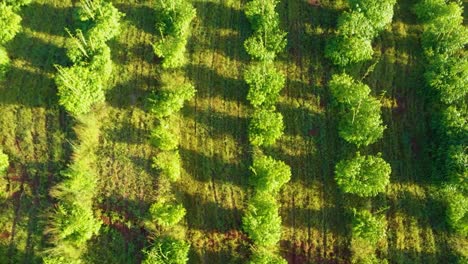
141 1 196 263
241 1 291 263
413 0 467 255
44 1 122 262
325 0 396 263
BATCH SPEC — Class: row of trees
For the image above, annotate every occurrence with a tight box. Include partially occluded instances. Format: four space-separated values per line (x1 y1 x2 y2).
414 0 467 236
326 1 395 263
325 0 396 66
242 1 290 263
142 1 196 263
0 0 28 199
44 1 123 263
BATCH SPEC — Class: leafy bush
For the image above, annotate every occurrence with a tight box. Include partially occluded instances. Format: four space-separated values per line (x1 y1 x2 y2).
245 62 285 109
153 150 181 182
352 209 386 245
0 3 22 45
149 200 186 227
148 74 195 118
250 155 291 194
243 193 282 247
335 152 391 197
348 0 396 32
55 65 105 116
0 149 8 175
249 109 284 147
150 120 179 151
143 237 190 264
0 47 9 80
249 248 287 264
325 36 373 66
153 0 196 69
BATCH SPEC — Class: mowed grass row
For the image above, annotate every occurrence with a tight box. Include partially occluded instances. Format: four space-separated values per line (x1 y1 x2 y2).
0 0 462 263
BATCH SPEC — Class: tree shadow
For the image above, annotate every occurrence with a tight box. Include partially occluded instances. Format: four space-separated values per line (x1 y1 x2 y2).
179 148 248 187
189 246 248 264
20 2 74 37
185 64 248 103
106 75 155 110
181 192 242 233
104 120 149 145
115 4 155 35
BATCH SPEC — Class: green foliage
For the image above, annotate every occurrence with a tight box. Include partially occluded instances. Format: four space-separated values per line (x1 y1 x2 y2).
143 237 190 264
350 237 387 264
0 47 9 79
149 200 186 227
446 145 467 192
153 150 181 182
325 36 373 66
149 73 195 118
352 209 386 245
249 109 284 147
0 3 21 45
245 62 285 108
55 65 105 116
0 149 8 175
335 153 391 197
243 193 282 247
150 119 179 151
337 11 375 39
413 0 449 22
250 155 291 194
3 0 31 9
153 0 196 68
349 0 396 32
329 74 385 146
444 185 468 235
83 1 124 46
425 54 467 104
249 248 287 264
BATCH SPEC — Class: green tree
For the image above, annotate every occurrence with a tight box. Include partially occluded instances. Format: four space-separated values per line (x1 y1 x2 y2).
444 185 468 235
329 73 370 105
245 62 285 108
351 209 386 245
150 119 179 151
335 153 391 197
243 193 282 247
143 237 190 264
149 200 186 227
325 36 373 66
337 11 375 39
0 3 22 44
249 109 284 147
250 155 291 194
153 150 181 182
0 149 8 175
0 47 9 80
349 0 396 32
3 0 31 9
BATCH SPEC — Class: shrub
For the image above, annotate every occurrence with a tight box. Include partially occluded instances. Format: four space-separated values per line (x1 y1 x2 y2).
249 248 287 264
352 209 386 245
148 75 195 118
244 0 280 32
0 3 22 45
325 36 373 66
329 73 370 105
335 152 391 197
348 0 396 33
245 62 285 108
143 237 190 264
0 149 8 175
244 27 287 61
250 155 291 194
85 1 124 45
243 193 282 247
150 120 179 151
337 11 375 39
153 150 181 182
149 200 186 227
0 47 10 80
249 109 284 147
55 65 105 116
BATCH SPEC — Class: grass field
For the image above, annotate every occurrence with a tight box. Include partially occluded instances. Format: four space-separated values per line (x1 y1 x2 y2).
0 0 466 263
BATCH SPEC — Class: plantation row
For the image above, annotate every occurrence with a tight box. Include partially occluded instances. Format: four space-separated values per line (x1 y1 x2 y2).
326 0 396 263
0 0 30 182
45 0 123 263
414 0 467 236
242 1 290 263
142 1 196 263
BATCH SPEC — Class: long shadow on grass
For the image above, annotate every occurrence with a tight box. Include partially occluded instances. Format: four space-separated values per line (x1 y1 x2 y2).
115 4 154 34
7 33 68 73
21 2 74 37
0 67 56 107
104 121 149 145
106 76 155 110
179 148 249 187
